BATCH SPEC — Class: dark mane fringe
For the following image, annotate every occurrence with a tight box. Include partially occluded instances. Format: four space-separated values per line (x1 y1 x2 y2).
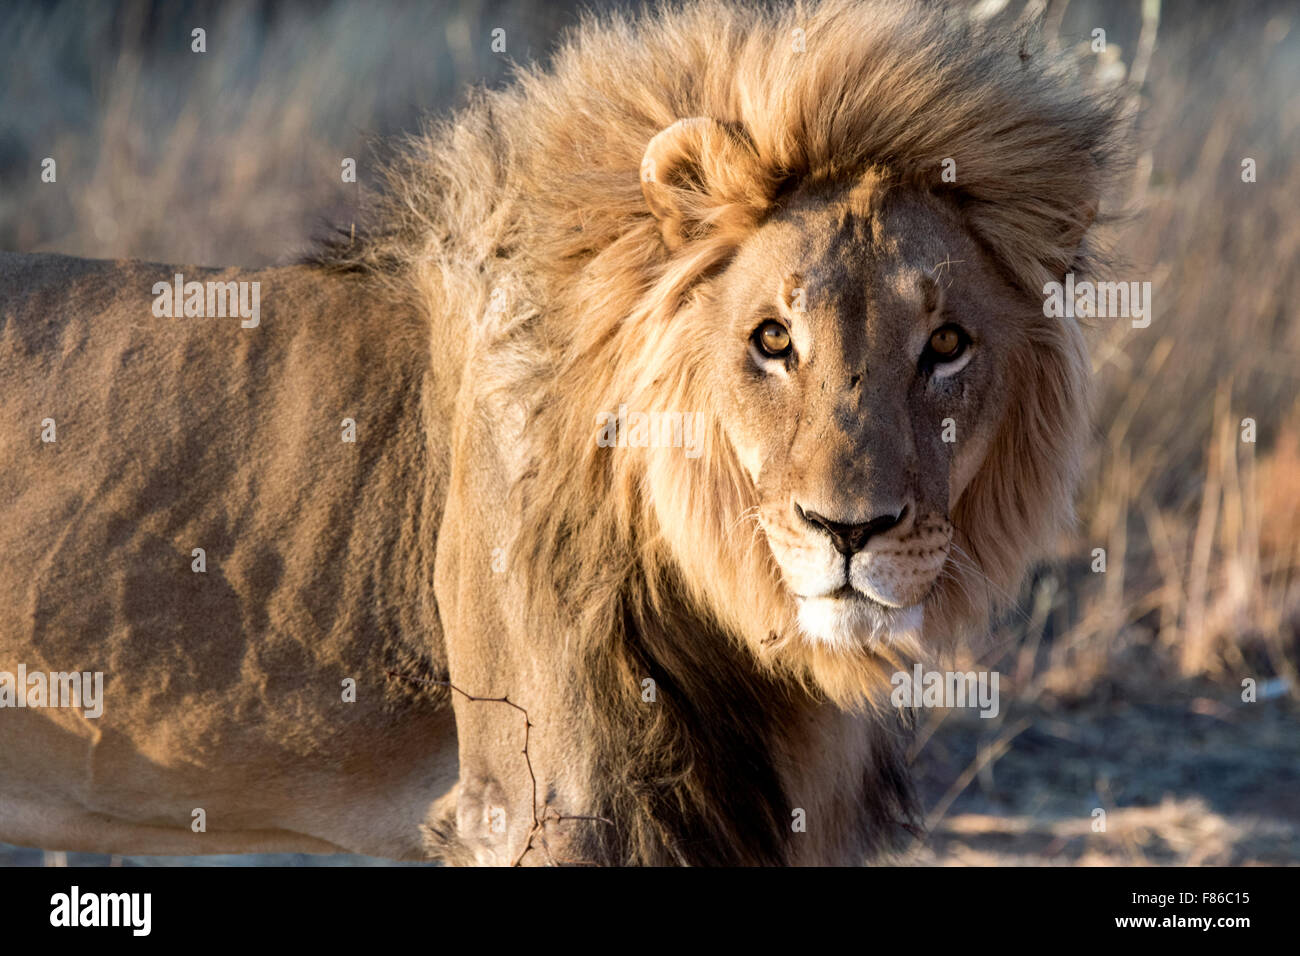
581 590 795 864
572 571 918 865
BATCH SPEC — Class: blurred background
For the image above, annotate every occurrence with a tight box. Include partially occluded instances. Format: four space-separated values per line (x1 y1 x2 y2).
2 0 1297 865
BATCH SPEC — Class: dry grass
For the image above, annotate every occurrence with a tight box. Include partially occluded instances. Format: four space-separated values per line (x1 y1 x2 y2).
917 1 1300 862
1034 0 1300 695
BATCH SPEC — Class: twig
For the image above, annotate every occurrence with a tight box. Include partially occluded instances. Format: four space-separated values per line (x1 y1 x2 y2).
384 669 613 865
925 717 1032 833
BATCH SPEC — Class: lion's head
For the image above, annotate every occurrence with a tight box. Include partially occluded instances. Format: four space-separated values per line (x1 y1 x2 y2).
633 122 1094 681
314 0 1133 863
458 0 1123 714
347 0 1121 724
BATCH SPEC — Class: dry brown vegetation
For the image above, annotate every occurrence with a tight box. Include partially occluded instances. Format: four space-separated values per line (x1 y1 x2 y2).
912 0 1300 865
2 0 1296 865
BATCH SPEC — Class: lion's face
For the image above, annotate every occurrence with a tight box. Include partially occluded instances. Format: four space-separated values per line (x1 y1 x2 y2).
703 177 1014 649
635 117 1092 672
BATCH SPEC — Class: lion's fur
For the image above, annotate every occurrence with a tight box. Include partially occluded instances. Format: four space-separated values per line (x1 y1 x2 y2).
0 254 459 860
317 0 1124 863
2 0 1124 865
316 0 1122 862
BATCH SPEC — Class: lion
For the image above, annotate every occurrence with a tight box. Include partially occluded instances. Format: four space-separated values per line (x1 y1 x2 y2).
0 0 1122 865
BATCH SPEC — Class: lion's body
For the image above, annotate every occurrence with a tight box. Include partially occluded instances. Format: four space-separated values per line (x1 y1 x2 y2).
0 254 456 858
0 0 1120 864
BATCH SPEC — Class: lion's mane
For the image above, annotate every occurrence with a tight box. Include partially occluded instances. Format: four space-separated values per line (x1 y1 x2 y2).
319 0 1124 863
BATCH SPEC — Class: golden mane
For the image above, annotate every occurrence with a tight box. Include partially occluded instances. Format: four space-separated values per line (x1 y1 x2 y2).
317 0 1124 863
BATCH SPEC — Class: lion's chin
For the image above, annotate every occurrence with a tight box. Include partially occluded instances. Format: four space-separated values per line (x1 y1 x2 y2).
794 594 924 651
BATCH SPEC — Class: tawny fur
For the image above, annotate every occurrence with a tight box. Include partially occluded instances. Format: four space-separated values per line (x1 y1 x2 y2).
1 0 1123 866
322 0 1121 863
323 0 1119 699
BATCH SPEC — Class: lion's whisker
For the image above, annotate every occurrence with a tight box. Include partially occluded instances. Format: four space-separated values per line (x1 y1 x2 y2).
947 537 1032 625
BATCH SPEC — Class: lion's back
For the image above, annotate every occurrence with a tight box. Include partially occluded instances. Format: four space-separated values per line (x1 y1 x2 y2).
0 253 446 758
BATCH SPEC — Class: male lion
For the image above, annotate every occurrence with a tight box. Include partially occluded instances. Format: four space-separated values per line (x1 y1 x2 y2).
0 0 1121 865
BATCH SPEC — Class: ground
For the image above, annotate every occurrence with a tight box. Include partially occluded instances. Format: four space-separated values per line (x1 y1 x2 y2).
6 676 1295 866
906 676 1300 865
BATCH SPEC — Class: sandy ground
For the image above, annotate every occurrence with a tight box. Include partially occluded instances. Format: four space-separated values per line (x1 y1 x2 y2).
4 678 1296 867
904 678 1300 866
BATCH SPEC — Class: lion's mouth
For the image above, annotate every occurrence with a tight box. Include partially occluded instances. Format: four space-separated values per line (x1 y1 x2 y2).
792 587 926 648
796 584 862 602
794 576 940 616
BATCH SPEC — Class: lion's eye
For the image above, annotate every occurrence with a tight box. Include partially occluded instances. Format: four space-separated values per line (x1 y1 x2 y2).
923 322 972 369
922 324 973 379
928 326 964 358
754 321 792 359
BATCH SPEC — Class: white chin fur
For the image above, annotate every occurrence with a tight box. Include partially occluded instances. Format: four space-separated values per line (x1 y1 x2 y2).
796 597 924 651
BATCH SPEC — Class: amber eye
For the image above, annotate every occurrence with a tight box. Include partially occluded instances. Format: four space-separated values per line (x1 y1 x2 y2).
926 325 967 361
754 321 792 359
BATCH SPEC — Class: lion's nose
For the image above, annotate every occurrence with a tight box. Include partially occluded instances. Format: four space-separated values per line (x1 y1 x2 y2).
796 504 907 556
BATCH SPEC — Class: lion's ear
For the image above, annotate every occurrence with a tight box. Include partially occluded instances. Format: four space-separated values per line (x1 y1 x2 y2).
640 117 764 251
